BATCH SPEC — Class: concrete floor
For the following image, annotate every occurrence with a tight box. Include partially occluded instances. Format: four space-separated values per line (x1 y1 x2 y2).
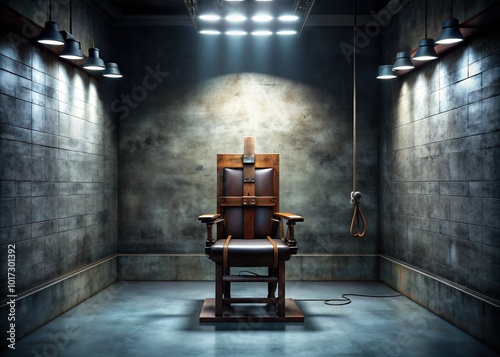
2 281 498 357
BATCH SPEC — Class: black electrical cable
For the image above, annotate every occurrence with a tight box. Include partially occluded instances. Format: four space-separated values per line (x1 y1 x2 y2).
236 271 403 305
296 293 403 306
237 270 263 277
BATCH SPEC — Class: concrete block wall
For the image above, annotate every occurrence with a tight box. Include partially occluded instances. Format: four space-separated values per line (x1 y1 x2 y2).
116 25 381 278
0 0 118 347
379 0 500 350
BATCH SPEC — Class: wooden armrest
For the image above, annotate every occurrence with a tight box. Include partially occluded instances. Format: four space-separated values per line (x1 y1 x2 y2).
198 214 220 223
274 212 304 222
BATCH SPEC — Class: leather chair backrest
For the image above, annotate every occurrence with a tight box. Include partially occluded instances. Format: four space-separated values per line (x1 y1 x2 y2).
223 168 274 239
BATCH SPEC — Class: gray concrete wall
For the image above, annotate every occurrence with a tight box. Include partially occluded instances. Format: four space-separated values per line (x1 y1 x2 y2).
116 25 381 274
379 0 500 350
0 0 118 347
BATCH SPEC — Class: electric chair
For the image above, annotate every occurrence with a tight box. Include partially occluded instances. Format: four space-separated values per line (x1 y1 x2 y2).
199 137 304 322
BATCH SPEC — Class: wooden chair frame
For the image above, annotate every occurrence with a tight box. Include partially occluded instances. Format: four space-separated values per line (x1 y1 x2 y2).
199 137 303 322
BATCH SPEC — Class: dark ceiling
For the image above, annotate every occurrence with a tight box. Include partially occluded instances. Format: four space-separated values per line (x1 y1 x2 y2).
94 0 393 26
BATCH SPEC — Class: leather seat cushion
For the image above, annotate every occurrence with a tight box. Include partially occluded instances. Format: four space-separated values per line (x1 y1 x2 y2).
209 238 291 267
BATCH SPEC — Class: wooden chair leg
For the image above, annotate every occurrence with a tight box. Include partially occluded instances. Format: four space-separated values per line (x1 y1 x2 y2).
267 267 277 299
278 261 285 317
224 267 231 304
215 263 223 317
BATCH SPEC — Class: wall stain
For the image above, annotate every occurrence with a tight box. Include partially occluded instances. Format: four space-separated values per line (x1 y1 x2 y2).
140 227 164 241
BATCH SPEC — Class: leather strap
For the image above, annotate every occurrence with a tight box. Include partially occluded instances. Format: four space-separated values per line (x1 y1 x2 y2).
223 235 232 269
266 236 278 268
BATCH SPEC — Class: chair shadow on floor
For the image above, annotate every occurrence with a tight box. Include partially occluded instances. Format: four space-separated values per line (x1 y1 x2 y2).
182 299 325 332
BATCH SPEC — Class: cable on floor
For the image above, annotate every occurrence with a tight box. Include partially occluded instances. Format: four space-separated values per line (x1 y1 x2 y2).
296 293 403 306
237 270 262 276
236 271 403 306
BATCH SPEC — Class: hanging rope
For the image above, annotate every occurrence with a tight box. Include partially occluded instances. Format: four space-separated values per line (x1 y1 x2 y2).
350 0 367 238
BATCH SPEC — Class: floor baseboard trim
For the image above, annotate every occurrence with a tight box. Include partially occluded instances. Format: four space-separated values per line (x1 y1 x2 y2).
0 254 118 307
380 254 500 308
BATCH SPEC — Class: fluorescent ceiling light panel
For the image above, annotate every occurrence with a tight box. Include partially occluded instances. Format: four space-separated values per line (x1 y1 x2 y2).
276 30 297 35
226 14 247 22
251 30 273 36
252 14 273 22
278 14 299 22
200 30 221 35
199 14 221 21
226 30 247 35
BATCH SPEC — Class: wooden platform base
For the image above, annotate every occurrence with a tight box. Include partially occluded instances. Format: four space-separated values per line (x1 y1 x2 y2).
199 298 304 323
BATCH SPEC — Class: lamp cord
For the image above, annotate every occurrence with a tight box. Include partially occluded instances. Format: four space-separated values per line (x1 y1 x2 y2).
424 0 428 38
69 0 72 34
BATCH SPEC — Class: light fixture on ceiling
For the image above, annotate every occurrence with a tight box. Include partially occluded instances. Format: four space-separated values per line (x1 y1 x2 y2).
278 14 299 22
199 14 221 21
59 0 83 60
252 14 273 22
59 33 83 60
84 48 105 71
377 65 397 79
226 30 247 36
226 14 247 22
103 63 123 78
414 38 438 61
436 1 464 45
276 30 297 35
199 29 222 35
436 17 464 44
392 52 414 70
37 0 65 46
413 0 438 61
251 30 273 36
195 0 301 37
83 11 105 71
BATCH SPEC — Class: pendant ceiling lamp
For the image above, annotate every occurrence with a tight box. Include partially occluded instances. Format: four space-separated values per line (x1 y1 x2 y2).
103 63 123 78
60 0 83 60
83 13 105 71
436 1 464 45
377 65 397 79
436 18 464 44
413 0 438 61
37 0 65 46
84 48 105 71
60 34 83 60
392 51 414 71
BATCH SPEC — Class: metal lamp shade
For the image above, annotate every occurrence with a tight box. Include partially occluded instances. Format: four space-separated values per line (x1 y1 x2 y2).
83 48 105 71
436 18 464 44
413 38 438 61
377 65 397 79
103 63 123 78
392 52 414 71
60 38 83 60
38 21 65 46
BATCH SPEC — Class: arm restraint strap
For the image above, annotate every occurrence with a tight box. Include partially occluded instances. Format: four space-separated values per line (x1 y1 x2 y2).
223 235 232 269
266 236 279 268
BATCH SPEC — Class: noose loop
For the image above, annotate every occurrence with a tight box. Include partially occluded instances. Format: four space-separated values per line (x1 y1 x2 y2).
350 191 367 237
